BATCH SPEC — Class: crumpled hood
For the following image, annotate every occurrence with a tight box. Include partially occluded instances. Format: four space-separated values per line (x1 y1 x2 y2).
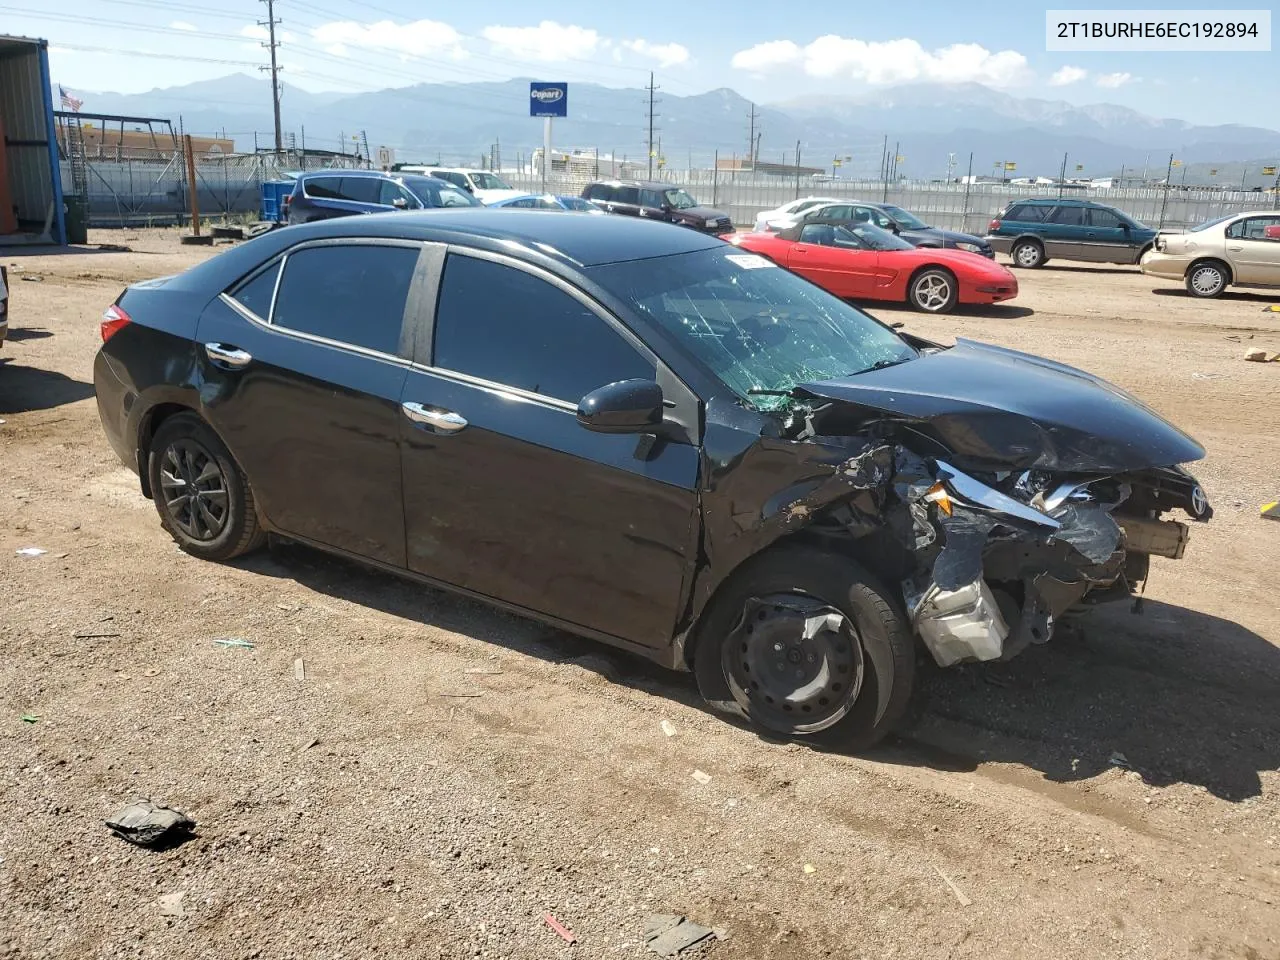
798 339 1205 472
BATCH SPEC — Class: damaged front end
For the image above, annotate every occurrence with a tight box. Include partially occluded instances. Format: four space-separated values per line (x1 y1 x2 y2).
898 459 1206 667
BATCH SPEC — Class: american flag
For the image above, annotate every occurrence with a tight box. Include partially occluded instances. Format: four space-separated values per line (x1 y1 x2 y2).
59 85 83 111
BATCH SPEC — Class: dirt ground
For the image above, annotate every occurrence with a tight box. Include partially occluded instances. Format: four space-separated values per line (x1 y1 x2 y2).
2 229 1279 960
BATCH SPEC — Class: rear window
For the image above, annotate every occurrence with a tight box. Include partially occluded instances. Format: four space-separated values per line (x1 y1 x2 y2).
615 187 640 204
1005 203 1050 222
640 189 665 209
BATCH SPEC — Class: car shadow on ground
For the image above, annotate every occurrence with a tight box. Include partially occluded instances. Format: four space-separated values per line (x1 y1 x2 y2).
241 543 1276 801
3 328 54 342
1151 287 1279 304
0 360 96 414
865 302 1036 321
2 242 154 258
878 599 1280 802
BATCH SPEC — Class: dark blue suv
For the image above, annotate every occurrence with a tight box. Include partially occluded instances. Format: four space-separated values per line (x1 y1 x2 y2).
286 170 481 224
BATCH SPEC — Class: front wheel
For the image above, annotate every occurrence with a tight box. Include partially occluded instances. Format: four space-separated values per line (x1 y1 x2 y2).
909 268 958 313
148 412 265 562
693 547 915 751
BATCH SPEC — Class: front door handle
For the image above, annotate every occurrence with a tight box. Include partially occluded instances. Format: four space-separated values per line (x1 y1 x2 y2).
204 342 252 368
402 402 467 433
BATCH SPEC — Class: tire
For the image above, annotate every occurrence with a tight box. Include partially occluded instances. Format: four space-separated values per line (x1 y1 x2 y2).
909 267 959 313
147 412 264 561
692 546 916 752
1185 260 1229 298
1011 239 1045 269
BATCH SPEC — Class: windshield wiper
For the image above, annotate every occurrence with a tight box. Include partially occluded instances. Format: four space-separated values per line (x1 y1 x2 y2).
854 356 914 375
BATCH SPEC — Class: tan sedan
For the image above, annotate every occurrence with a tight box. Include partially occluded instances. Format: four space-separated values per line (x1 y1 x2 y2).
1141 211 1280 298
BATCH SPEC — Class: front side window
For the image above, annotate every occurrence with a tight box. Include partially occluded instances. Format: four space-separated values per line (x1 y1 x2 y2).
468 173 512 191
881 205 930 229
664 189 698 210
378 179 412 207
559 197 596 212
431 171 469 190
1049 206 1085 226
1087 207 1122 228
592 247 916 412
799 223 838 246
432 255 654 403
272 245 419 356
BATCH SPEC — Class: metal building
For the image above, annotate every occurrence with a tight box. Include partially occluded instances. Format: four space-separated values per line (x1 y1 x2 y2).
0 35 67 245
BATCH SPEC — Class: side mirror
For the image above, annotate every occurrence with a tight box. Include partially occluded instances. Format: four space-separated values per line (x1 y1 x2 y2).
887 222 901 234
392 197 409 209
577 379 664 434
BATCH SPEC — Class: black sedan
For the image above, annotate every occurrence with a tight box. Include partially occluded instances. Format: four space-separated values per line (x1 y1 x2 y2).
94 211 1210 749
770 201 994 258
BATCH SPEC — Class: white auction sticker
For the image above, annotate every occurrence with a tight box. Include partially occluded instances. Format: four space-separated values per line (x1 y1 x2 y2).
1046 9 1271 51
725 254 775 270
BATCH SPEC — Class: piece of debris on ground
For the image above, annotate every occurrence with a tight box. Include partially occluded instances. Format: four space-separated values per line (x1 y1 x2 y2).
1262 501 1279 521
543 912 576 944
156 892 186 917
212 637 254 649
104 801 196 848
294 657 305 681
660 720 677 738
934 866 973 907
691 769 712 785
643 914 717 956
15 547 47 557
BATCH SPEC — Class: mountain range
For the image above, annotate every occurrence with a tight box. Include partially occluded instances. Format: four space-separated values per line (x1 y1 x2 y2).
67 75 1280 186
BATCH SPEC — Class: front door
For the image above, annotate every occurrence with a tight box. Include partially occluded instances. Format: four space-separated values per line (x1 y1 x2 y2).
196 240 424 565
788 223 876 298
1226 215 1280 285
399 250 701 649
1085 206 1135 262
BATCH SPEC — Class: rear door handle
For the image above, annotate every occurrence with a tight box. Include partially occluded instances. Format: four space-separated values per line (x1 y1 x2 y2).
401 402 467 433
1228 245 1244 251
204 342 252 368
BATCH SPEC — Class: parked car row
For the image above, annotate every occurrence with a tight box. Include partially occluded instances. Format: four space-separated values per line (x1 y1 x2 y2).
93 209 1211 751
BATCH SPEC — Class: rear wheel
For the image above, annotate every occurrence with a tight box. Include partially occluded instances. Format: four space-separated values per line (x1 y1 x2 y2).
1011 239 1045 268
147 413 264 561
1186 260 1229 298
693 547 915 752
909 268 959 313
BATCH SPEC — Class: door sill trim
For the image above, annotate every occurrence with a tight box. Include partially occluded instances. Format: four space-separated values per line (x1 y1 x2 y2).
264 532 683 670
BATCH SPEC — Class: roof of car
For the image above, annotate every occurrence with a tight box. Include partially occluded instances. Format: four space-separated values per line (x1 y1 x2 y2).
588 179 681 190
298 169 389 179
1013 197 1101 206
201 209 725 280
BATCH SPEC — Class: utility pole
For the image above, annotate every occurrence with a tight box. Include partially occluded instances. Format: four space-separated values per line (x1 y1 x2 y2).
1158 153 1174 229
1058 152 1068 199
747 102 758 169
754 131 762 167
645 72 660 180
794 140 801 199
258 0 283 155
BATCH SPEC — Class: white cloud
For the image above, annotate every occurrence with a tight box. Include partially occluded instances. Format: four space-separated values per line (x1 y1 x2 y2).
731 40 801 72
623 38 690 68
241 24 269 41
481 21 601 61
1049 65 1087 86
729 35 1030 87
309 19 463 59
169 20 197 32
1096 71 1133 88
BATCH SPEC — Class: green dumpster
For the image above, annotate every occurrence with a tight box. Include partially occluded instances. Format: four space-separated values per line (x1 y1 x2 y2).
63 195 88 245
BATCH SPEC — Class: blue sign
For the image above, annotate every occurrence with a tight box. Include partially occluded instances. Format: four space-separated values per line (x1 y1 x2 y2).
530 82 568 118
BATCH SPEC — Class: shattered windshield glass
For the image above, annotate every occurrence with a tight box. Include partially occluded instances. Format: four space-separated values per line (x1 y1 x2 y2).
592 247 917 412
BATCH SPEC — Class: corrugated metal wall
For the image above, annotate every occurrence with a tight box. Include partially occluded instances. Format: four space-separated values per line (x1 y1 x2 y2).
0 37 56 229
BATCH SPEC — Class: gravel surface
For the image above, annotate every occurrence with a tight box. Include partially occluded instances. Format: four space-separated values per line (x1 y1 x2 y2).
1 230 1278 959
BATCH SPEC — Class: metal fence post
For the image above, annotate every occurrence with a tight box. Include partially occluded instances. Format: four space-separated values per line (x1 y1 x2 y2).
712 150 719 207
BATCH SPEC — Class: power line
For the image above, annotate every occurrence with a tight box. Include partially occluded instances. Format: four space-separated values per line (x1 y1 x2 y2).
645 72 660 179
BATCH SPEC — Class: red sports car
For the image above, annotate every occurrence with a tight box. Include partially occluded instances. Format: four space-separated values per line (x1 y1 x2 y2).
729 220 1018 313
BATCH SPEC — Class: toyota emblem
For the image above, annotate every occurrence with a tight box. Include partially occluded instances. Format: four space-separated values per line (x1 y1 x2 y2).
1190 485 1208 517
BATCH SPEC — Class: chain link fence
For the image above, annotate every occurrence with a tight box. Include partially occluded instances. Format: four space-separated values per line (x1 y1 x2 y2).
504 169 1277 233
64 153 368 227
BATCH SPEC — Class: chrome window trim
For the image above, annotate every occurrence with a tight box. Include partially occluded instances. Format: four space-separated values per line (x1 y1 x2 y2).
407 361 578 413
218 237 428 366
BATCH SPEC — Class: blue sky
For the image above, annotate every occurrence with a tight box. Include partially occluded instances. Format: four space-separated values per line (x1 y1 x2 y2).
5 0 1271 125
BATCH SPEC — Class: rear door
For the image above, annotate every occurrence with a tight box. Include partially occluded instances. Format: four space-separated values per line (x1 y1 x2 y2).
1044 204 1090 259
788 224 875 297
1225 215 1280 285
397 249 701 649
299 176 357 220
1085 206 1135 262
195 239 426 565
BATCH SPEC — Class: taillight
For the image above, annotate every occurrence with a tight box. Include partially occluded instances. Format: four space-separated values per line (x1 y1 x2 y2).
101 303 131 342
989 219 1002 231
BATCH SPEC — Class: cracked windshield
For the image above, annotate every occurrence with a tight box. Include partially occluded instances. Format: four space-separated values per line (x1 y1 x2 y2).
594 247 916 411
